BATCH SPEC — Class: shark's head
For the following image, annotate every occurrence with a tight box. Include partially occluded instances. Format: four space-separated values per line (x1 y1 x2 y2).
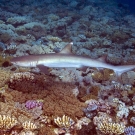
10 56 37 67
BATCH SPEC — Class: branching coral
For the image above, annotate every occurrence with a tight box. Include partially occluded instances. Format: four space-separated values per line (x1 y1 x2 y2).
22 121 38 131
93 113 125 135
54 115 75 129
97 120 125 134
0 114 18 131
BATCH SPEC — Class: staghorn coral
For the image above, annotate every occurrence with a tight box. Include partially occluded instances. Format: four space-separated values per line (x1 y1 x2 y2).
0 114 18 131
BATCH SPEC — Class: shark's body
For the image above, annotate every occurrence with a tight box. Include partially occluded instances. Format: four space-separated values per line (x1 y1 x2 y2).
11 42 135 77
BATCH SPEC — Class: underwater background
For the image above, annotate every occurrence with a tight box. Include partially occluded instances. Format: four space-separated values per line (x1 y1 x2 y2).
0 0 135 135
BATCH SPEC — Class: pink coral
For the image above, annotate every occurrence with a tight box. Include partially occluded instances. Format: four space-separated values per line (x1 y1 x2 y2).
25 100 43 109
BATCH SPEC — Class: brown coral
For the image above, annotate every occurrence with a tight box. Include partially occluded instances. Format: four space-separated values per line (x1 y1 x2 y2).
42 82 86 118
9 72 48 92
9 73 86 118
91 68 114 82
0 68 11 88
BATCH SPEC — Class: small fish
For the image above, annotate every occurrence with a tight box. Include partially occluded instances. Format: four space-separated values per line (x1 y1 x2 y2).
11 42 135 79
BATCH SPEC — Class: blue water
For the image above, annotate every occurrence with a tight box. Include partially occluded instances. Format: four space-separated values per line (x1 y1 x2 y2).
116 0 135 13
0 0 134 14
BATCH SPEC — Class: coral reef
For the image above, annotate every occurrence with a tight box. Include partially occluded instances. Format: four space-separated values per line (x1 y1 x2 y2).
0 0 135 134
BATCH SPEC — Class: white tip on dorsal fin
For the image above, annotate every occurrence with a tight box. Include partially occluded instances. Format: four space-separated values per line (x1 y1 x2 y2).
59 42 73 54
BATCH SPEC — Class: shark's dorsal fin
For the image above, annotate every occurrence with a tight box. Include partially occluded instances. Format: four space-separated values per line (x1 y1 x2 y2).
97 55 107 62
59 42 73 54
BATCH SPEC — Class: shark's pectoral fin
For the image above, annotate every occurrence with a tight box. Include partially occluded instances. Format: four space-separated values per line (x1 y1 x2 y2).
77 66 88 72
37 65 50 75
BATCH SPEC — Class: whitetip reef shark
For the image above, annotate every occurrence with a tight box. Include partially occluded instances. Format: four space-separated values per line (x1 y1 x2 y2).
11 42 135 79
